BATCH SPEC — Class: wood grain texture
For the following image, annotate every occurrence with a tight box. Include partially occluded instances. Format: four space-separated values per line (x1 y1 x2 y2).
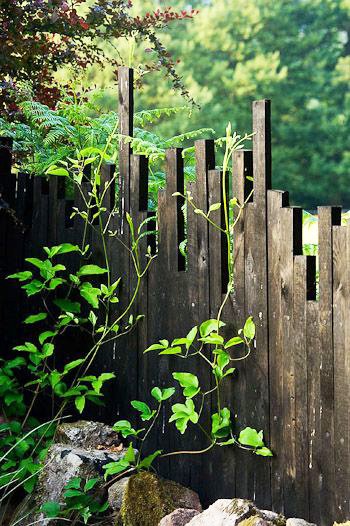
333 225 350 521
318 206 341 525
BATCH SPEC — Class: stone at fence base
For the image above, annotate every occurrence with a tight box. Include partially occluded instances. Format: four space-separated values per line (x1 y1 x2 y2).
159 508 201 526
14 421 126 525
185 498 287 526
56 419 122 450
108 471 202 526
286 519 317 526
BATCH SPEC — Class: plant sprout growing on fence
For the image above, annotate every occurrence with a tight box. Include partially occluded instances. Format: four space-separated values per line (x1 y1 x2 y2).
103 124 272 483
0 126 156 517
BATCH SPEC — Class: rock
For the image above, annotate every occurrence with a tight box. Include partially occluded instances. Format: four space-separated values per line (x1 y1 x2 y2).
286 520 317 526
108 476 129 511
56 420 122 451
186 499 285 526
239 516 272 526
109 472 202 526
15 421 127 525
159 508 200 526
187 499 255 526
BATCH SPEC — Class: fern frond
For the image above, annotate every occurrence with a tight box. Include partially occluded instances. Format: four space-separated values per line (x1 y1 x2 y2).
164 128 215 147
134 106 189 127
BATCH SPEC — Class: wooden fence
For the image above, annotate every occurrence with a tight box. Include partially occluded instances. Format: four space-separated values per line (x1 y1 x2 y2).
0 67 349 525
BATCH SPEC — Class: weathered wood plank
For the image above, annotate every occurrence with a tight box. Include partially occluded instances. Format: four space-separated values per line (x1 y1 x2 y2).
239 100 271 508
332 225 350 521
267 189 289 512
318 206 341 525
280 206 303 516
293 256 315 519
307 299 321 524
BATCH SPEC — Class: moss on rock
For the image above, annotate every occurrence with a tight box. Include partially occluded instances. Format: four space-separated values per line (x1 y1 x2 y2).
120 472 175 526
119 472 201 526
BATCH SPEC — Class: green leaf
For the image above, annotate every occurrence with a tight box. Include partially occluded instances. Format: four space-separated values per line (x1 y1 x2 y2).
112 420 141 438
48 278 65 290
22 279 44 296
172 372 200 398
159 346 182 355
255 447 273 457
208 202 221 213
124 443 136 464
91 372 116 394
24 312 47 324
211 407 231 438
42 342 54 358
199 333 224 345
41 501 61 518
84 478 99 492
169 399 199 434
80 282 101 309
151 387 175 402
64 489 82 498
63 359 85 373
75 396 86 414
44 243 80 258
185 326 198 350
7 271 32 282
65 477 81 490
46 167 69 177
138 450 162 469
217 350 230 370
131 400 155 421
39 331 57 345
77 265 108 276
14 341 38 354
144 343 167 353
54 298 81 313
103 459 129 479
224 336 244 349
243 317 255 340
199 319 225 338
238 427 264 448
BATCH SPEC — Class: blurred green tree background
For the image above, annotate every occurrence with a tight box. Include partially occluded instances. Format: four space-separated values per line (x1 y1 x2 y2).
77 0 350 207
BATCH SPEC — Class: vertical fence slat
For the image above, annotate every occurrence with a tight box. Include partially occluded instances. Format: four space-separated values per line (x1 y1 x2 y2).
118 66 134 234
280 206 303 515
333 225 350 520
318 206 341 525
307 299 321 524
239 100 271 508
293 256 315 519
233 149 253 323
267 190 288 511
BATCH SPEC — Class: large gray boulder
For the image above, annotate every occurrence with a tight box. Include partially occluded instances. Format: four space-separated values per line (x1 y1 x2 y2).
56 420 122 450
14 420 125 525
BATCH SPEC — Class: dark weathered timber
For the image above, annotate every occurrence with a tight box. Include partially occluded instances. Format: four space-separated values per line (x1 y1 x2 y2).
306 299 321 524
239 100 271 509
333 226 350 521
0 69 349 524
118 66 133 232
293 256 314 519
232 149 253 323
267 190 288 512
280 206 302 516
318 206 341 525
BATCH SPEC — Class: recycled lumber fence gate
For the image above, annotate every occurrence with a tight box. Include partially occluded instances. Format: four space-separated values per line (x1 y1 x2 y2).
0 67 349 525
